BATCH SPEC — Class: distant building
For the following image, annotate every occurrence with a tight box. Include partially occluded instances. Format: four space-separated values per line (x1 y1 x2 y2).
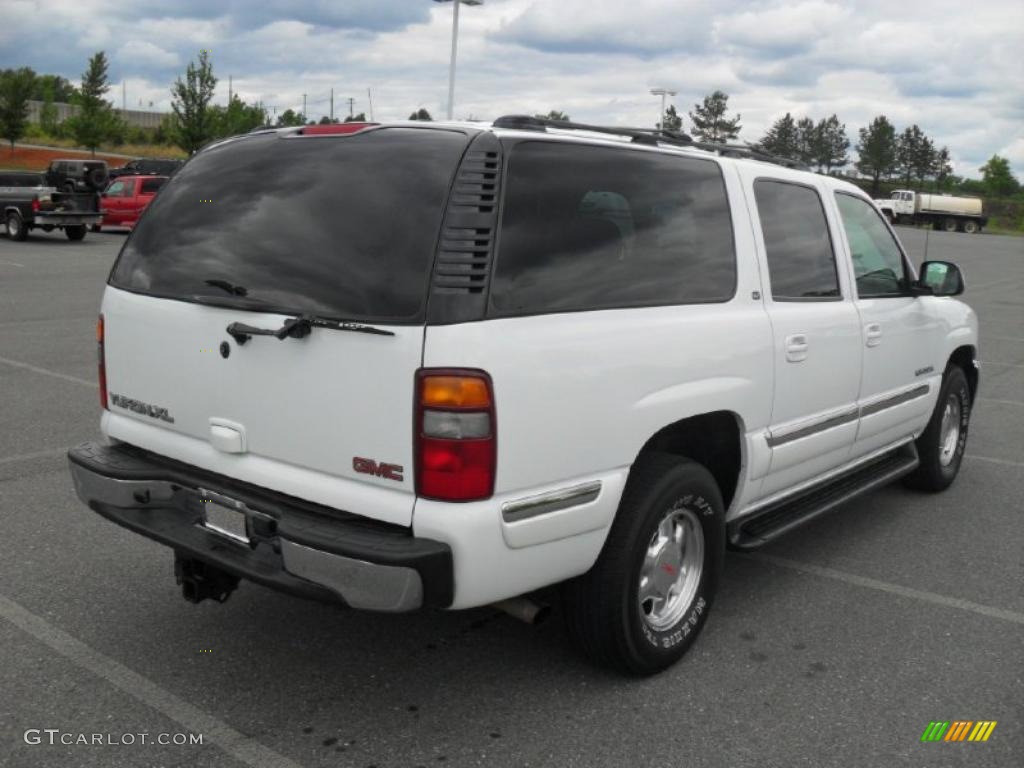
27 100 166 129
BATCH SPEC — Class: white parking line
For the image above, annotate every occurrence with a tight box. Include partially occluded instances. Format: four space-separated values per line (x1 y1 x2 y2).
0 355 95 388
0 448 67 466
0 260 25 267
978 397 1024 407
748 553 1024 626
965 454 1024 469
0 594 305 768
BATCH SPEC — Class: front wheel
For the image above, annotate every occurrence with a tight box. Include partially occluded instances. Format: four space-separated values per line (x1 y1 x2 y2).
563 454 725 675
64 225 87 241
904 366 971 492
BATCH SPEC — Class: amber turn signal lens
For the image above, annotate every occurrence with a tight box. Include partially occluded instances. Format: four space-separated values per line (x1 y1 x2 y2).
420 375 491 408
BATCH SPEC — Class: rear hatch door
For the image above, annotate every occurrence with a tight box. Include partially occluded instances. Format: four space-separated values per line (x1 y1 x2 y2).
103 127 471 526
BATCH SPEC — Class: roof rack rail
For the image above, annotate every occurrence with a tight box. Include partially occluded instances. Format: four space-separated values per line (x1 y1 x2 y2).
492 115 807 170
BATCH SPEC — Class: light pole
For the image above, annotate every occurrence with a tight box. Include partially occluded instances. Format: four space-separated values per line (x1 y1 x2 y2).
650 88 676 130
434 0 483 120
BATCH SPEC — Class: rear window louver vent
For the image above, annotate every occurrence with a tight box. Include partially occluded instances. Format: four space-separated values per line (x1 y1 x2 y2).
432 141 502 298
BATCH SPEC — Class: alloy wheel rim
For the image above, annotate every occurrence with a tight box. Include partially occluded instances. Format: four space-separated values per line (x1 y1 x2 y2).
938 392 962 466
638 507 704 631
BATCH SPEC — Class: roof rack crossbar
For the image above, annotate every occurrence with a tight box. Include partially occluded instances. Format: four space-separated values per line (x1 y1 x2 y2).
492 115 807 170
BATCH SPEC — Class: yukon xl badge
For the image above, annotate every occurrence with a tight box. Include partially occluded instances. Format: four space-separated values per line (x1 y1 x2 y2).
110 393 176 423
352 457 404 482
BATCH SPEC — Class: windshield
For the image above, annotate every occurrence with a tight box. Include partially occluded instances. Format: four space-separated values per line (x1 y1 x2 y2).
109 127 470 323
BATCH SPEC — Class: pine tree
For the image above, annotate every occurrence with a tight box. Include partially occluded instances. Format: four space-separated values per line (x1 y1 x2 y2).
67 52 122 155
408 108 433 121
660 105 682 132
813 114 849 174
758 113 799 159
794 117 816 166
688 90 741 143
895 125 934 187
855 115 897 196
932 147 954 190
170 50 218 154
0 67 35 153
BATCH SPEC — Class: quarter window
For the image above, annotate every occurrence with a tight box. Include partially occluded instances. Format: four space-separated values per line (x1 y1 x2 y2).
835 193 909 297
754 180 840 300
490 142 736 315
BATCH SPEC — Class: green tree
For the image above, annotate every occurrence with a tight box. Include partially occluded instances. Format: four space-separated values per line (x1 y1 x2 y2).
0 67 35 152
660 105 682 132
211 95 267 136
688 90 741 143
66 52 122 155
318 115 338 125
170 50 218 153
343 112 367 123
813 114 849 174
931 146 954 189
794 116 817 166
855 115 898 196
33 73 77 102
408 108 433 121
758 112 800 159
275 109 305 127
895 125 936 187
979 155 1019 197
535 109 570 122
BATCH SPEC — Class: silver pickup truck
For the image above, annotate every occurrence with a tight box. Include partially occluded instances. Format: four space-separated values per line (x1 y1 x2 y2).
1 171 103 241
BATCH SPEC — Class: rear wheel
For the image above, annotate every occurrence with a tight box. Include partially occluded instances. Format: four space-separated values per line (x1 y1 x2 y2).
90 224 101 232
6 211 28 241
904 366 971 492
562 453 725 675
942 218 958 232
962 220 979 234
62 181 76 193
65 225 87 241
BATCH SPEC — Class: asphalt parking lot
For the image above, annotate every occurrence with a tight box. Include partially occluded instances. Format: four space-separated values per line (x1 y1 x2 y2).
0 227 1021 768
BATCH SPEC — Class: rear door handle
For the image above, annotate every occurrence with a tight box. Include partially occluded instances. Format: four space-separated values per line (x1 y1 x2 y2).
785 333 809 362
865 323 882 347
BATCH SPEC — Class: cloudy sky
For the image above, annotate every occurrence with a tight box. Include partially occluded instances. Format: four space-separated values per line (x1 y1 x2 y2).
4 0 1022 178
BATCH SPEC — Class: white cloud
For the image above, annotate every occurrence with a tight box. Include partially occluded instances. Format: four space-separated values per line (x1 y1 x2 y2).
117 41 179 69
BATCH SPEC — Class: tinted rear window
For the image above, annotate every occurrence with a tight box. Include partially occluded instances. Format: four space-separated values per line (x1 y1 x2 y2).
0 173 43 187
140 178 166 194
110 128 468 322
753 180 839 300
490 141 735 315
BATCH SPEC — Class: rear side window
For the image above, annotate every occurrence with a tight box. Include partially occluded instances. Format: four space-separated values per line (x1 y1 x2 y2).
140 178 166 194
110 128 470 323
754 180 839 300
490 142 735 315
834 192 909 297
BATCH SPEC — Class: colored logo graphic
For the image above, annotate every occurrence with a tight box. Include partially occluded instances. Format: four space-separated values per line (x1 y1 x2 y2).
921 721 997 742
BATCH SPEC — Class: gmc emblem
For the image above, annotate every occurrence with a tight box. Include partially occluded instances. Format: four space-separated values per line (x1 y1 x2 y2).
352 457 404 482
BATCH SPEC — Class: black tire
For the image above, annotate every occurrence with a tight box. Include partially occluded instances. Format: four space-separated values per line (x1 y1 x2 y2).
64 225 87 241
90 224 101 232
962 220 979 234
63 181 76 193
562 453 725 675
6 211 28 241
904 366 971 492
942 218 958 233
86 167 108 190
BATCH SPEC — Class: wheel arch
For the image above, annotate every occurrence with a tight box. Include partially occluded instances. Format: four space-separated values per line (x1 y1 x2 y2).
948 345 978 401
631 410 745 511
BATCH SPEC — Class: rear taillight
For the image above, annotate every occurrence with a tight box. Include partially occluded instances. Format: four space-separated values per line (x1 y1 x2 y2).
415 369 496 502
97 314 108 409
31 198 40 212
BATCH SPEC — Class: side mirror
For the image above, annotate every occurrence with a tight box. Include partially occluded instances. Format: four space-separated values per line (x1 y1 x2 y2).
918 260 964 296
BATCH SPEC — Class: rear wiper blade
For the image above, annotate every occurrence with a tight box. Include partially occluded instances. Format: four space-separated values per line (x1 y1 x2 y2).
204 279 248 296
226 314 395 345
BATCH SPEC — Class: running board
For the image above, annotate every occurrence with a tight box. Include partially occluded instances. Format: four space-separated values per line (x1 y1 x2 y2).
728 444 919 550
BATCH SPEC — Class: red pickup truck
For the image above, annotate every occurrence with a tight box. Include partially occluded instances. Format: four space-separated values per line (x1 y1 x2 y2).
96 175 167 231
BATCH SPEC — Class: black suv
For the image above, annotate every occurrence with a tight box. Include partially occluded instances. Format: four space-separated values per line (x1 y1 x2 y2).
108 158 183 180
44 159 108 192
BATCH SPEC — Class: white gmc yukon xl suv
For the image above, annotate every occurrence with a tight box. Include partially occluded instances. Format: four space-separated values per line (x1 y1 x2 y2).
68 116 978 674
